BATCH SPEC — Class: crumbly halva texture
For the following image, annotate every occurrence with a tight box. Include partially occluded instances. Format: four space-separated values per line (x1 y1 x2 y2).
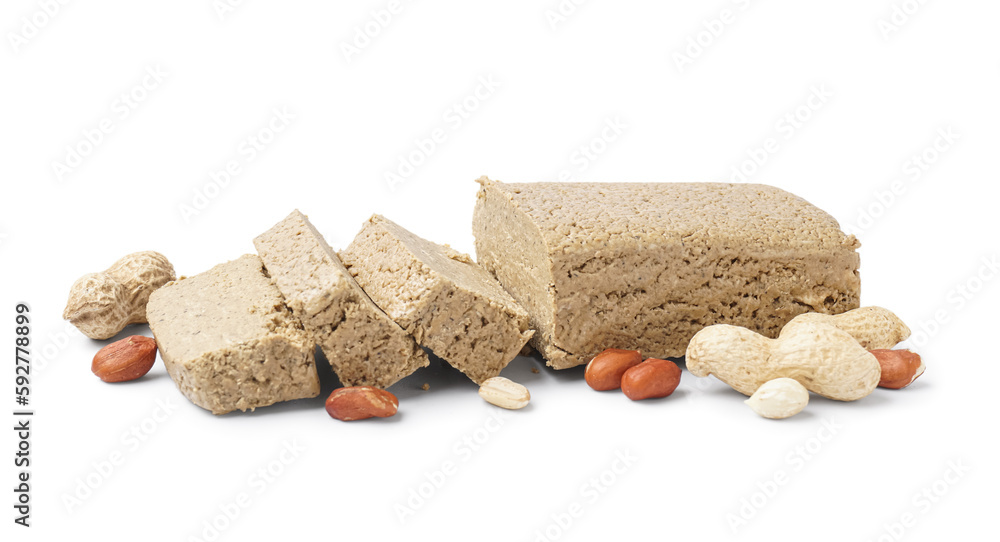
472 177 861 369
254 210 429 388
146 255 320 414
339 215 534 384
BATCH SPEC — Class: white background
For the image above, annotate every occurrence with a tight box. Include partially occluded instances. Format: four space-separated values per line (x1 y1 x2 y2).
2 1 998 540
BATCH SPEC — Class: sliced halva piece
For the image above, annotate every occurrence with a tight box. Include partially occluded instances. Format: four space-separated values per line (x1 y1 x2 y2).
254 210 429 388
340 215 533 384
147 255 319 414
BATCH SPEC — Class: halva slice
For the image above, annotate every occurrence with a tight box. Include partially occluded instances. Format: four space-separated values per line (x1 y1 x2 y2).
254 210 429 388
146 255 320 414
339 215 533 384
473 177 861 369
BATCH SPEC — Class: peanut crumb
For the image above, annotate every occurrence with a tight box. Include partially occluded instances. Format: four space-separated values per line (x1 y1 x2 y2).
421 383 430 391
531 367 540 374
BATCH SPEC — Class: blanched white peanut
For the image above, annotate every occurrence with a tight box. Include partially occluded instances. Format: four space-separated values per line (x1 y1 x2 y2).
745 378 809 419
478 377 530 409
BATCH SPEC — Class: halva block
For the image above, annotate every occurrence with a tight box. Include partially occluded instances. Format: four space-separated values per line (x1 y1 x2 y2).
472 177 861 369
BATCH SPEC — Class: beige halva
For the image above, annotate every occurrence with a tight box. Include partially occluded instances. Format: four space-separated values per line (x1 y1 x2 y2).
144 179 859 414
